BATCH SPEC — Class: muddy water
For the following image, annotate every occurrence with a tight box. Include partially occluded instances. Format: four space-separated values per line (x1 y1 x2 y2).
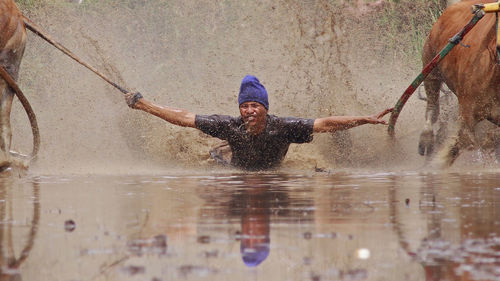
0 171 498 281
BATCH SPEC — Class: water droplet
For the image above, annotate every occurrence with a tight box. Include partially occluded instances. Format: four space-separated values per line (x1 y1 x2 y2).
356 248 371 259
64 220 76 232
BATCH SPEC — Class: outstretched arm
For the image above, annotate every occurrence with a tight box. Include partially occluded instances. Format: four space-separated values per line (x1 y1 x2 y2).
313 107 393 133
125 92 196 128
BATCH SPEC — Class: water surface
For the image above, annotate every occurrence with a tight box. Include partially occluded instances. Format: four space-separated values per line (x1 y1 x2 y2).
2 170 500 281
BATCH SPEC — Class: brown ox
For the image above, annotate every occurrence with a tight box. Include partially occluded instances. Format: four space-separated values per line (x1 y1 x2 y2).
0 0 28 170
419 0 500 166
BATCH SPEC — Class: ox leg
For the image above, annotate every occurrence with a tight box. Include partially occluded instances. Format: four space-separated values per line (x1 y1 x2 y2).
433 118 476 167
0 78 14 169
419 77 441 156
487 107 500 161
495 135 500 162
0 48 24 169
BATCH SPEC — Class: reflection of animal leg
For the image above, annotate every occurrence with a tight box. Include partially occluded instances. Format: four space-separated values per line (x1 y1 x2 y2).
11 181 40 269
0 185 5 266
0 180 39 279
419 75 442 157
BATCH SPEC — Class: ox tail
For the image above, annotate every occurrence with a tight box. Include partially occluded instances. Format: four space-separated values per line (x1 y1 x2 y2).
0 66 40 161
22 16 130 94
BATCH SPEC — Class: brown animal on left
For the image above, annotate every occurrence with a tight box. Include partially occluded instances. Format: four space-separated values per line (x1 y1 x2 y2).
0 0 133 173
0 0 40 172
0 0 29 171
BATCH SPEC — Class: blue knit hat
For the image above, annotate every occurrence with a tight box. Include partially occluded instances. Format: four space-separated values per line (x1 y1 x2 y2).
238 75 269 110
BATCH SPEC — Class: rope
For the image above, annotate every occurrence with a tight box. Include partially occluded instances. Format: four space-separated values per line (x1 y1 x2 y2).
22 16 130 95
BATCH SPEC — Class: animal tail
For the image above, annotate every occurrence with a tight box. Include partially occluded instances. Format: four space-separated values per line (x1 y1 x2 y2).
0 66 40 160
22 16 130 94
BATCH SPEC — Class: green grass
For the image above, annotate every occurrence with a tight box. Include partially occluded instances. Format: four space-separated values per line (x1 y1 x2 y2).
373 0 447 62
15 0 39 9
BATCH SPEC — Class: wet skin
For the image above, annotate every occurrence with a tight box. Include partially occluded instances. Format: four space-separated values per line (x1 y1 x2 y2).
238 101 268 135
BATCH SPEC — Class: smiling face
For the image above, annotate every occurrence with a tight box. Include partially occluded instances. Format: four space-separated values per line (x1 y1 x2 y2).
239 101 268 135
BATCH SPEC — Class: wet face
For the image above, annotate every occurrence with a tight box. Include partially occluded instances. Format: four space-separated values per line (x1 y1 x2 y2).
239 101 268 134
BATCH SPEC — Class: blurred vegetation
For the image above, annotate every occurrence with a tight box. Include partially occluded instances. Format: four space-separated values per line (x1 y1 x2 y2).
15 0 447 63
371 0 448 63
16 0 167 10
15 0 38 9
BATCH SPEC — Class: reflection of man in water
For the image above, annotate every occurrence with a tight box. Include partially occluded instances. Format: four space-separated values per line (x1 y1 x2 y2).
125 75 392 170
239 187 271 267
227 175 295 267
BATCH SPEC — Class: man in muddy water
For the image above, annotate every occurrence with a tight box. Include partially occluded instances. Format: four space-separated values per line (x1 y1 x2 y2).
125 75 393 171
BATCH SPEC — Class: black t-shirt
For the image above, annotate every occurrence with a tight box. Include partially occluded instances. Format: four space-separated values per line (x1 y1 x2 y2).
195 114 315 170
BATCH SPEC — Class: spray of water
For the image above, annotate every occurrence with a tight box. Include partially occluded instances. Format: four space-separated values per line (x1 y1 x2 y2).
11 1 431 175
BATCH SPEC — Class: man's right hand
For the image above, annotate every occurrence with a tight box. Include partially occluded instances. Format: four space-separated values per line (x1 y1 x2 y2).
125 92 143 109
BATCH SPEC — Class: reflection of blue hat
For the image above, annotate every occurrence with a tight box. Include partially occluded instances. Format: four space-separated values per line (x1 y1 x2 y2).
241 241 270 267
238 75 269 110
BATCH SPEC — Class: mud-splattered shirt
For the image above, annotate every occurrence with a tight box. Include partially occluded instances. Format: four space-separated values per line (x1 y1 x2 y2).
195 114 315 170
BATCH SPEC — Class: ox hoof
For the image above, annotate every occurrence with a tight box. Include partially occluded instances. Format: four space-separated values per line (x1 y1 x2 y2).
418 142 434 156
0 151 31 174
0 151 10 173
0 161 10 173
